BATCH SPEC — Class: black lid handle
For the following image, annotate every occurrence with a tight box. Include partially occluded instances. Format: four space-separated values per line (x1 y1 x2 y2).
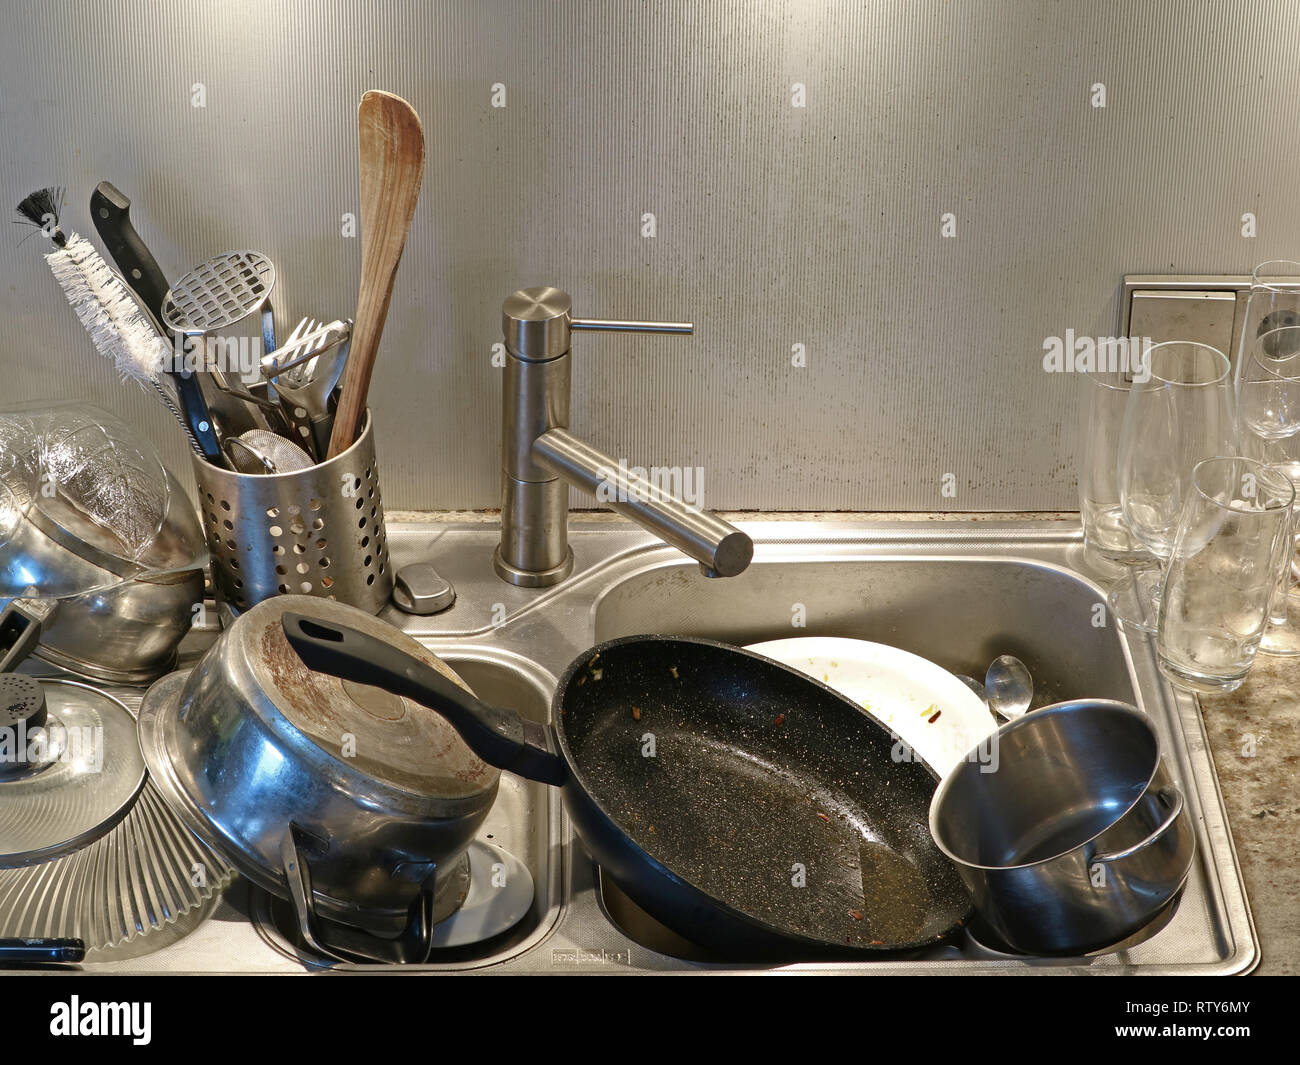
281 613 566 786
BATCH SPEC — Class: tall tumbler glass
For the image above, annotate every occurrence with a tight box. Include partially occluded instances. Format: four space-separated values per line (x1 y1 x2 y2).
1157 456 1294 694
1113 342 1235 632
1078 369 1148 563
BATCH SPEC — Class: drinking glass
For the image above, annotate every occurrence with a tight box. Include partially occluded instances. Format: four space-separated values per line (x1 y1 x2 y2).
1112 342 1235 632
1232 261 1300 399
1157 456 1294 693
1236 325 1300 654
1078 369 1148 562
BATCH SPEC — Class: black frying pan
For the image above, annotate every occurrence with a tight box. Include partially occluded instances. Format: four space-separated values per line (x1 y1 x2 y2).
282 615 971 959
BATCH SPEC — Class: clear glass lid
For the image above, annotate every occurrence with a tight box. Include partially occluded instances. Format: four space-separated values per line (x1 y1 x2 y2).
0 402 207 599
0 676 146 867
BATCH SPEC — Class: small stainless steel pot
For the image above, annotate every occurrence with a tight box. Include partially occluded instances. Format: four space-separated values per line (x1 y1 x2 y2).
928 699 1194 955
138 596 500 936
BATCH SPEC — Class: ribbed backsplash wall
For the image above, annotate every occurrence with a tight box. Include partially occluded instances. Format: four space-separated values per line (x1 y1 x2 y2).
2 1 1296 510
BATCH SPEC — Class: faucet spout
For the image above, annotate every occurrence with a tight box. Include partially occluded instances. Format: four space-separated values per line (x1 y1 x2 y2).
532 429 753 578
493 285 749 587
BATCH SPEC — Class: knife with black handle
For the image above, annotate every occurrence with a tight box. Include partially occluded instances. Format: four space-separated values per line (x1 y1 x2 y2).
90 181 222 462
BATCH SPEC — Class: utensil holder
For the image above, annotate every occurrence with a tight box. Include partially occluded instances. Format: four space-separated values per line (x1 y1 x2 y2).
192 411 391 614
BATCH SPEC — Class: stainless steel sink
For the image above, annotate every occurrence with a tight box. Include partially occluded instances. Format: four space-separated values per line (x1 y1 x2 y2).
55 517 1256 974
592 555 1136 708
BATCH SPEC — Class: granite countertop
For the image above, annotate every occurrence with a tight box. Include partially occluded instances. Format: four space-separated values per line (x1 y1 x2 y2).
389 509 1293 974
1199 656 1297 975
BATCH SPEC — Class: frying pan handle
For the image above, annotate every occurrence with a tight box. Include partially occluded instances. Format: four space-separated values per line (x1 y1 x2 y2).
281 613 568 786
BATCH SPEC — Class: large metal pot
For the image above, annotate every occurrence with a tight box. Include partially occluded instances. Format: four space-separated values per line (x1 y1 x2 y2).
928 699 1194 955
137 596 500 936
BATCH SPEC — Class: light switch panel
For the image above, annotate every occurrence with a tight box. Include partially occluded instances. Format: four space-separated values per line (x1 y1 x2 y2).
1121 275 1250 371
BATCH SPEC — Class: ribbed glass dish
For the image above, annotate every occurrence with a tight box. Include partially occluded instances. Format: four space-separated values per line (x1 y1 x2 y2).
0 781 234 956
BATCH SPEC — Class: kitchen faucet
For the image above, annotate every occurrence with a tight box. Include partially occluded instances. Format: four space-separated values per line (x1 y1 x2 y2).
493 286 753 587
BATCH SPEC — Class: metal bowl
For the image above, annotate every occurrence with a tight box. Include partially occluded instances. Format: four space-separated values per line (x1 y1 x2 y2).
1 469 206 684
138 596 500 934
929 699 1195 956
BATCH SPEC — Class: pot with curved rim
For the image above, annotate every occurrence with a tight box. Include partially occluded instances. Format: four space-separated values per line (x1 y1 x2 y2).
928 699 1195 956
137 595 500 947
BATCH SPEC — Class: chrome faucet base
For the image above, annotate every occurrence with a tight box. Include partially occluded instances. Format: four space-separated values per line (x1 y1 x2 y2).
492 544 574 588
495 285 752 586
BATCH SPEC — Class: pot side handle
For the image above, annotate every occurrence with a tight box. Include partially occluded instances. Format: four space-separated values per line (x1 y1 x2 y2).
1091 785 1185 864
281 613 568 786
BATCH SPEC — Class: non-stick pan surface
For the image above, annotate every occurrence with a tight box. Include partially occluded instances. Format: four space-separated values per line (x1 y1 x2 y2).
554 636 970 954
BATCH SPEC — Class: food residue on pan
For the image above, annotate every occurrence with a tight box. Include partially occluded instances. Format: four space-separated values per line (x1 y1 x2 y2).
632 706 641 721
816 812 831 824
773 713 785 726
670 666 679 679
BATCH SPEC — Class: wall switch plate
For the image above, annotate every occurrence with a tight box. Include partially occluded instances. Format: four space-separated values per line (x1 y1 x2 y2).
1120 275 1253 369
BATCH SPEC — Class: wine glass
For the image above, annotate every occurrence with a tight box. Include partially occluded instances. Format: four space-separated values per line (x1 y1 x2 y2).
1112 342 1235 632
1236 325 1300 655
1233 261 1300 401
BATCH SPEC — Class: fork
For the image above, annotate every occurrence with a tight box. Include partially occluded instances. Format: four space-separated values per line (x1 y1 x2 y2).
263 317 323 458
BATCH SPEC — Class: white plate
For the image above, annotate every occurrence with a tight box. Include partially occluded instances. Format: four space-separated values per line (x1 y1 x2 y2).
744 637 997 778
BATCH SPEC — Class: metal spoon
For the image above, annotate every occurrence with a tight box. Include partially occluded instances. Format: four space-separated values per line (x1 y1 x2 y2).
985 654 1034 720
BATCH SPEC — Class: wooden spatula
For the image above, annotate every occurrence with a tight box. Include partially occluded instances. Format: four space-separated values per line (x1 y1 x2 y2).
327 90 426 458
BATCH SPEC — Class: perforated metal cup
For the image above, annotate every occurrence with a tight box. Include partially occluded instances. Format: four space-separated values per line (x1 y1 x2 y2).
192 411 392 614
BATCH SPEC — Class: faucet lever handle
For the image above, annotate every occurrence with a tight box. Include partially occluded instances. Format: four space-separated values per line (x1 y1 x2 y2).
569 317 693 336
502 287 691 360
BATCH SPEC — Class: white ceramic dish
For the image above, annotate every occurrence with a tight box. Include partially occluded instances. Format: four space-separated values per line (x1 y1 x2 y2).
744 636 997 778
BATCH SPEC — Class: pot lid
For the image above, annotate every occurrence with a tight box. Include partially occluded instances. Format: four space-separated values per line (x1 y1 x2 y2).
0 677 146 867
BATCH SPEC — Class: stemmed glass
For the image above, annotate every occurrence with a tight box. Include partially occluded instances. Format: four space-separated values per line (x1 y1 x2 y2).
1236 325 1300 654
1233 261 1300 387
1111 342 1235 632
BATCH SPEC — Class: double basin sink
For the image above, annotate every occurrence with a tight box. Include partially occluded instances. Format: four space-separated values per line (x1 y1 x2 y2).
82 517 1256 974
